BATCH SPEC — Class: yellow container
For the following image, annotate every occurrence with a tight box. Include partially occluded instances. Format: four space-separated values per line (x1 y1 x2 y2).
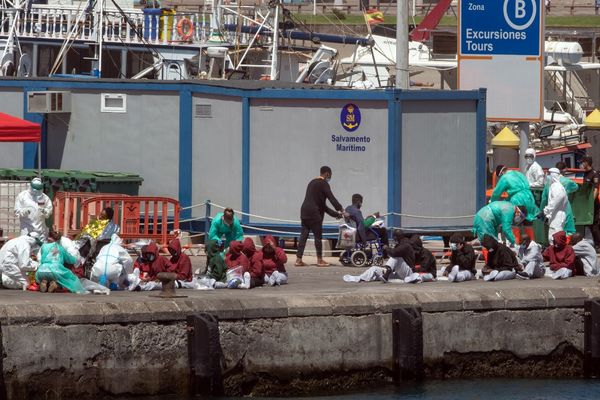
159 9 176 42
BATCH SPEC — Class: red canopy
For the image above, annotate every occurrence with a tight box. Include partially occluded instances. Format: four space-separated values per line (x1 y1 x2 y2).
0 112 41 142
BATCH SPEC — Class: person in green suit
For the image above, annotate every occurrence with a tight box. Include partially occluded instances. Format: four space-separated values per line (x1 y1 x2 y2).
473 201 527 246
36 230 86 294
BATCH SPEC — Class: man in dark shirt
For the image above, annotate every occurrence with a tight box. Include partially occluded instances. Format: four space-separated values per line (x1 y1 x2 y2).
296 166 344 267
582 156 600 249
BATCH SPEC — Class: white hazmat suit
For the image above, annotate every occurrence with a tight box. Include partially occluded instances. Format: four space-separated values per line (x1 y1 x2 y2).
91 234 133 289
544 168 568 243
14 178 52 238
0 234 41 289
525 148 545 188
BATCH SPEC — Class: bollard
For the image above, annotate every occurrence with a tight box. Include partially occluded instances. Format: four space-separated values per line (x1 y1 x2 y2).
392 307 423 383
187 313 224 396
584 299 600 378
150 272 187 298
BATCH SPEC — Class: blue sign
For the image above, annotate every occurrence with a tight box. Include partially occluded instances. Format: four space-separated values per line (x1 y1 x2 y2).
340 103 361 132
460 0 541 56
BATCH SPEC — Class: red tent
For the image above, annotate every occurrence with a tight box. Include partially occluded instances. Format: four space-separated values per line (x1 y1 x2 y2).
0 112 41 142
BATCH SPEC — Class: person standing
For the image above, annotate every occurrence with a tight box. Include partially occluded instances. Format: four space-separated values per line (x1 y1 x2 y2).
581 156 600 249
14 177 53 239
524 148 545 188
296 166 344 267
544 168 569 243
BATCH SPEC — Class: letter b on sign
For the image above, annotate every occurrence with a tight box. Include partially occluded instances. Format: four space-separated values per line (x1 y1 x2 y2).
515 0 526 18
504 0 537 30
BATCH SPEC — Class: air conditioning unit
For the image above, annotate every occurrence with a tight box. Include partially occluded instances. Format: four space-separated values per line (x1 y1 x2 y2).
27 91 71 113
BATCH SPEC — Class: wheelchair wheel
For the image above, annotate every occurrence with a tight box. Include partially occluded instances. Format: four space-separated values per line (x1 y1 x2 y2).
372 255 384 266
339 251 352 267
350 250 368 267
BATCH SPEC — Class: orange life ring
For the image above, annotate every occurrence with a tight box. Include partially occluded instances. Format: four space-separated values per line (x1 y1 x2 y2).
177 18 194 41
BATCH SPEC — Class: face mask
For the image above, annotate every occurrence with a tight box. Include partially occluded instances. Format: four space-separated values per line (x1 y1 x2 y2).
580 163 586 169
526 158 534 165
487 248 494 253
356 203 362 209
326 177 331 183
450 243 458 251
146 254 156 262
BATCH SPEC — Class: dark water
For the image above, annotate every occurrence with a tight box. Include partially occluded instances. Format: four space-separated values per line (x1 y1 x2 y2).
131 379 600 399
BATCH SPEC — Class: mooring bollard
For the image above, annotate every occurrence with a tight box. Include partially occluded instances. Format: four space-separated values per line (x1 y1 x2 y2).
187 313 224 396
151 272 187 298
392 307 424 383
584 299 600 378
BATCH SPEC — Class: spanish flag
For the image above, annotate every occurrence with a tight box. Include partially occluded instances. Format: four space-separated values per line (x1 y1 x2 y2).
365 9 384 25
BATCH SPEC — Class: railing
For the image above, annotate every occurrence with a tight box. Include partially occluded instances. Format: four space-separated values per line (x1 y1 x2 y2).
0 5 213 45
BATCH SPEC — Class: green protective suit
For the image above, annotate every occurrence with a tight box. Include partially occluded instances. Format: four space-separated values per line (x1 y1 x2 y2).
205 240 227 283
540 176 578 235
491 170 540 222
35 242 87 294
208 212 244 249
473 201 517 245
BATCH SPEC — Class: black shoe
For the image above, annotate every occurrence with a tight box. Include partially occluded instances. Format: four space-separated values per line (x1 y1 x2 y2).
516 271 530 280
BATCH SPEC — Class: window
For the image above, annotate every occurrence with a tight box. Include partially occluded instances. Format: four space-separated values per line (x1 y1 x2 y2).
100 93 127 113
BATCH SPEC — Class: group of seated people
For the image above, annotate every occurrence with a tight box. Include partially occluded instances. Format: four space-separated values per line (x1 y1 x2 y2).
344 228 599 284
204 235 288 289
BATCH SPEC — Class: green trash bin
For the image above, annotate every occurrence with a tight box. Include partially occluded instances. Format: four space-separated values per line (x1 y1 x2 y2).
69 171 143 195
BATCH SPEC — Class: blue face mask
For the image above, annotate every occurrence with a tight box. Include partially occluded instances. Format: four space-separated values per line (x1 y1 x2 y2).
450 243 458 251
326 177 331 183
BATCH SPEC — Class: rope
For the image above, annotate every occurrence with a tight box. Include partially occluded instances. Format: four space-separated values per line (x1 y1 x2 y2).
388 212 475 219
209 201 302 223
180 202 207 211
239 223 337 237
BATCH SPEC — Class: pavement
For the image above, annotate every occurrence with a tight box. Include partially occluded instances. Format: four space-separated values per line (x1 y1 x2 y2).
0 253 597 311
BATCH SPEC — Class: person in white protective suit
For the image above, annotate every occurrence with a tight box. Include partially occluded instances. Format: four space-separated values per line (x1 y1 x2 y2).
524 148 545 188
91 234 133 290
0 232 43 289
544 168 569 244
14 178 53 238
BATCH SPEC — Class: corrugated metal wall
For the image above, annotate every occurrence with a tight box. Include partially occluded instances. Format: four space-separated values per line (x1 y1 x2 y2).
400 100 478 229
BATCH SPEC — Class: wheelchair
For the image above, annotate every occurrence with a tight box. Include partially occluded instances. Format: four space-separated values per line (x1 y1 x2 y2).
339 225 386 268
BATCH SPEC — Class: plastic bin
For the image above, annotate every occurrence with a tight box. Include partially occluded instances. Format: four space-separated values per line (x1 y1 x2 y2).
0 169 143 198
143 8 162 41
160 9 176 42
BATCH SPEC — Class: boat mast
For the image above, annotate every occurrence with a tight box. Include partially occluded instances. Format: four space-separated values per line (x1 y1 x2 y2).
270 1 280 80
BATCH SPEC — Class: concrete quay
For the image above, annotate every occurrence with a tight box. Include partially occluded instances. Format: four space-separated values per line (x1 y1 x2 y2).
0 256 599 398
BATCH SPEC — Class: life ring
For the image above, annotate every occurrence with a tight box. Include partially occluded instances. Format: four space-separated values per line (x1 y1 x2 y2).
177 18 194 41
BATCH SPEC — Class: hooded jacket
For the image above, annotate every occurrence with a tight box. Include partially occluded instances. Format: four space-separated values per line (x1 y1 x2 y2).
255 235 288 275
167 238 192 281
133 242 168 280
14 187 52 238
543 231 576 273
540 176 577 235
409 236 436 277
225 241 250 273
572 238 599 277
205 240 227 282
448 242 477 274
91 234 133 284
544 173 569 220
482 234 519 271
490 170 539 222
242 238 257 260
525 152 545 188
0 235 39 289
388 231 415 268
